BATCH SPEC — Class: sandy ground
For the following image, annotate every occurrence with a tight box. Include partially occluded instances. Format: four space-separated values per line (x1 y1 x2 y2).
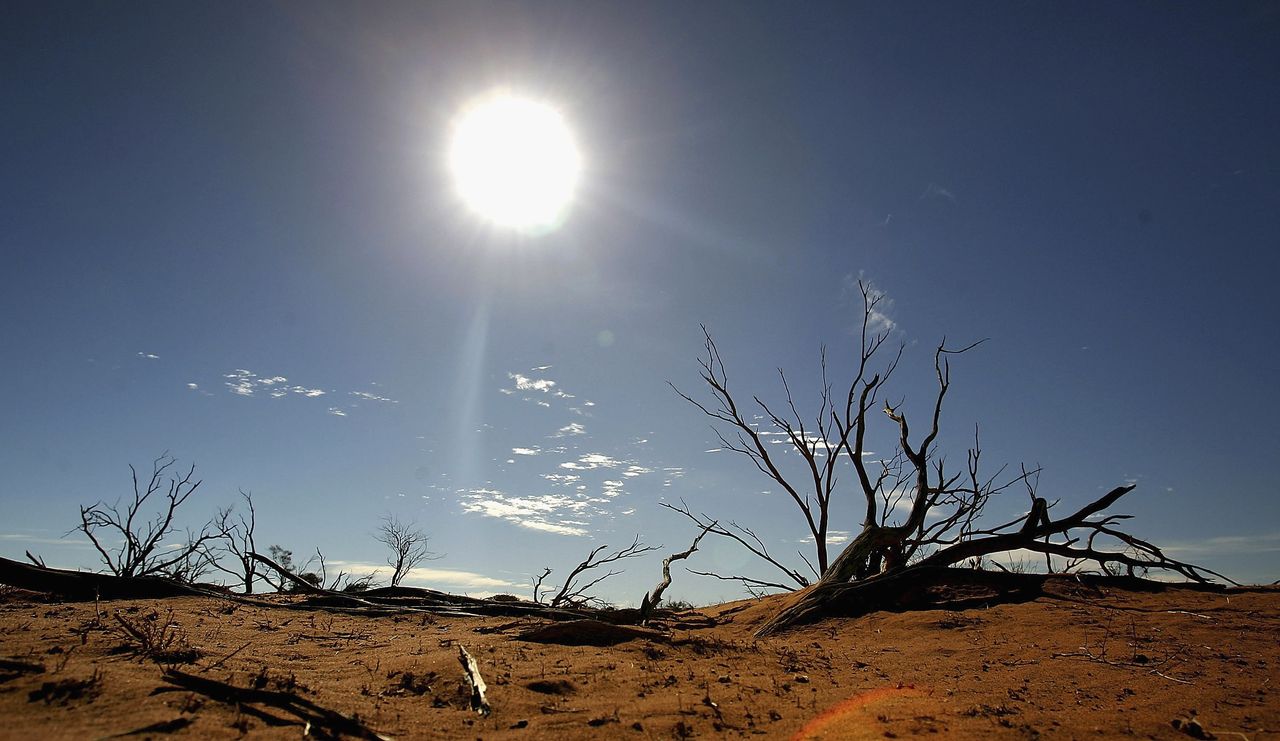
0 579 1276 740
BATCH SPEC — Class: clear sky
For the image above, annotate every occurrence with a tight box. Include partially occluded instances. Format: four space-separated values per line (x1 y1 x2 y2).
3 2 1278 602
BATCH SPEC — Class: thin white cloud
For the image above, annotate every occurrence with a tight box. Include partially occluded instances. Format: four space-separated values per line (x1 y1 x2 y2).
843 273 897 333
223 370 327 398
0 533 95 548
459 488 592 537
137 352 160 360
799 530 851 545
555 422 586 437
921 182 957 202
559 453 622 471
512 447 541 456
1164 532 1280 556
509 373 556 393
327 408 347 417
326 560 520 591
351 391 398 403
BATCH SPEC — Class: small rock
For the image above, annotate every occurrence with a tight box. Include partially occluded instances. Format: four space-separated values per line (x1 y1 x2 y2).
509 719 529 729
717 674 731 683
794 674 810 684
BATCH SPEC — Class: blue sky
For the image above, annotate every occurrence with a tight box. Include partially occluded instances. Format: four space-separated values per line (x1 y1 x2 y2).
3 2 1278 601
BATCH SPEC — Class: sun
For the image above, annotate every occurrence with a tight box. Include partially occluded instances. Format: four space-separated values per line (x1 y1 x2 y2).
448 92 582 234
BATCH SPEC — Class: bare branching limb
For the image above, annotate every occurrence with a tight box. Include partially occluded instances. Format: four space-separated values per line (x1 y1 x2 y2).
683 568 798 596
531 567 553 605
661 501 809 589
546 537 659 608
73 453 226 581
305 548 378 593
374 515 440 587
641 523 715 620
210 490 260 594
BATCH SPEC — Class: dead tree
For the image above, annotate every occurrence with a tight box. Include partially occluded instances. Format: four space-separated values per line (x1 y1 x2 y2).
669 284 902 586
538 537 658 608
211 490 261 594
74 453 226 581
373 515 440 587
674 281 1231 635
640 524 714 621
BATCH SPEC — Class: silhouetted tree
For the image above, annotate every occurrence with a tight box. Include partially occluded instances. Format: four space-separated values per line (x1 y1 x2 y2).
211 490 261 594
374 515 440 587
75 453 225 581
672 282 1230 634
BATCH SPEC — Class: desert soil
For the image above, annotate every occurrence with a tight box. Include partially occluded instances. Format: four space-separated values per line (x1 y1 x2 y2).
0 579 1276 740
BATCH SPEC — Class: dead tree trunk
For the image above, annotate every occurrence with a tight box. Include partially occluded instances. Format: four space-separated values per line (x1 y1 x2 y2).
0 556 213 600
640 524 713 621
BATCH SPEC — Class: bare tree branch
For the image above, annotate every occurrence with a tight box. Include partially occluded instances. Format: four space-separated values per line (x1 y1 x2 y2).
73 453 226 581
544 537 659 608
641 523 715 620
373 515 440 587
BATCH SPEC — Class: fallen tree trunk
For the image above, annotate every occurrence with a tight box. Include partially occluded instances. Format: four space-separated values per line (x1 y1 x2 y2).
0 556 216 600
755 566 1230 636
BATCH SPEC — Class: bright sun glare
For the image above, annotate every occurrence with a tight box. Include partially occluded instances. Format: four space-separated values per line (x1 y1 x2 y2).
448 92 582 234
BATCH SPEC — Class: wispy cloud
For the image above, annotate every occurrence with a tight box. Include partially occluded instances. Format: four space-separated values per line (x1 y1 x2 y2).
799 530 851 545
559 453 622 471
202 369 401 417
512 447 541 456
843 273 897 333
508 373 557 393
137 352 159 360
920 182 957 202
0 532 95 548
326 560 520 592
1164 532 1280 556
459 488 594 537
351 390 398 404
555 422 586 437
223 369 327 399
502 370 588 410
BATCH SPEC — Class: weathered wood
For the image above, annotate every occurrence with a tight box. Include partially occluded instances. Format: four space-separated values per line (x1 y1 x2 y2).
457 645 491 716
754 566 1229 636
641 524 713 622
0 556 211 600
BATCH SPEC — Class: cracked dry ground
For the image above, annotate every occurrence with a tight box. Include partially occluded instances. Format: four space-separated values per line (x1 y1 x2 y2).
0 579 1276 739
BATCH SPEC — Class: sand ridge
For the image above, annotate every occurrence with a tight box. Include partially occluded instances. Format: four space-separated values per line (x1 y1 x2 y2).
0 579 1275 739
